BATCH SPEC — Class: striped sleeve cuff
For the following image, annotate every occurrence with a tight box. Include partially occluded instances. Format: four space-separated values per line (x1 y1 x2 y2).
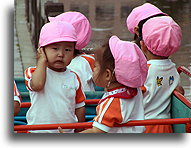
27 79 33 91
75 101 85 109
92 121 111 133
14 96 21 104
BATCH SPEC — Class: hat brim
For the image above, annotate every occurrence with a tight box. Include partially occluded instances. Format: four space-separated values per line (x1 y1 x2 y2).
109 35 120 58
40 37 77 47
48 17 55 22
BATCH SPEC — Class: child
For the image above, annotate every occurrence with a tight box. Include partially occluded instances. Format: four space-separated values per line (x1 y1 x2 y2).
139 16 182 133
59 35 148 133
126 3 166 47
126 3 184 95
24 21 86 133
14 81 21 116
49 12 95 92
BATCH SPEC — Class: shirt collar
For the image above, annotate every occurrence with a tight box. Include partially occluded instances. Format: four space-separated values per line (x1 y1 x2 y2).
99 86 138 104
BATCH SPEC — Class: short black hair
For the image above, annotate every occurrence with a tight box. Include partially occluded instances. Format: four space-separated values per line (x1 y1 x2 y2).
138 13 166 40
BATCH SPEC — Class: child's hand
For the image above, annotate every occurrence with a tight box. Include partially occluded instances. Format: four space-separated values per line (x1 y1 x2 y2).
37 47 47 64
58 126 65 133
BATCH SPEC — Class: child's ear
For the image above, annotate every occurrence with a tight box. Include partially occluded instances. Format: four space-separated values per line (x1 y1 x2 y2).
140 41 147 52
105 69 113 81
134 26 140 37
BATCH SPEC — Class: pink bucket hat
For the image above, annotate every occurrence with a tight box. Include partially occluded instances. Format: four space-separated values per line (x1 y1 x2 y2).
109 36 148 88
48 12 92 50
126 3 166 34
39 21 77 47
142 16 182 57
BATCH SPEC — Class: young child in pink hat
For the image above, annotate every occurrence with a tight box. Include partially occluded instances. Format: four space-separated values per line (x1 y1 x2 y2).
139 16 182 133
48 12 95 92
24 21 86 133
59 35 148 133
126 3 167 47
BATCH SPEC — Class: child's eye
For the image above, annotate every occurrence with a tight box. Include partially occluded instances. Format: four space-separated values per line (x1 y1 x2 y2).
52 47 58 50
65 48 72 51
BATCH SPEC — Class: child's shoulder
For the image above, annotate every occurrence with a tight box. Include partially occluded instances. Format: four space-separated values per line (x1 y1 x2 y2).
25 66 37 70
147 59 176 69
78 53 95 70
71 53 94 63
25 66 37 76
79 53 95 59
67 69 82 84
68 69 79 77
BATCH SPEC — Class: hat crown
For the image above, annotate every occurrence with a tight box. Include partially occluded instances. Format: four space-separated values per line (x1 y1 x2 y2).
109 36 148 88
142 16 182 57
48 12 92 50
126 3 166 34
39 21 77 47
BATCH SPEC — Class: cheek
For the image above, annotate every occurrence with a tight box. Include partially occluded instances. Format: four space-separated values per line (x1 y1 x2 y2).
92 69 99 82
65 53 74 64
92 71 98 81
92 68 104 87
45 52 53 61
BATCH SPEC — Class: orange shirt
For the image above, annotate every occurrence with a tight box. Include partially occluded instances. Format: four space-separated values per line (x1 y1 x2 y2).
93 87 145 133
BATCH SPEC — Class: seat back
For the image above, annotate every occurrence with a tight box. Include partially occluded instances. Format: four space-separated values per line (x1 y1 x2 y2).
171 91 191 133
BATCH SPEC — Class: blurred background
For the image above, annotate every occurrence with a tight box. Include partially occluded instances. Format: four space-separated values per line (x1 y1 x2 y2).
14 0 191 100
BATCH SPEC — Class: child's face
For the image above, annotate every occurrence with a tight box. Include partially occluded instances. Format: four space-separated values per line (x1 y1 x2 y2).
44 41 75 72
93 61 108 88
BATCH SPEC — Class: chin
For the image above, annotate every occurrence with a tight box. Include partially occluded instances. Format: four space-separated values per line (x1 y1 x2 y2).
49 65 66 72
54 64 66 69
55 68 66 72
94 81 105 88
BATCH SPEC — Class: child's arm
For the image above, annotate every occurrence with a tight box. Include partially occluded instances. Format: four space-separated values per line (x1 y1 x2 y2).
140 86 147 94
14 101 20 116
174 85 184 95
79 127 106 133
30 48 47 91
14 81 21 116
58 126 106 133
75 106 85 132
75 106 85 122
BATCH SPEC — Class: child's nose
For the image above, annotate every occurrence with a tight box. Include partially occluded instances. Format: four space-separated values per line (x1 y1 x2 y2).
58 49 64 57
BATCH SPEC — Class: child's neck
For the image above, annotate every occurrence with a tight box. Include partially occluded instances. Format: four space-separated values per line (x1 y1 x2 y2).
106 82 124 91
48 66 66 72
146 52 168 61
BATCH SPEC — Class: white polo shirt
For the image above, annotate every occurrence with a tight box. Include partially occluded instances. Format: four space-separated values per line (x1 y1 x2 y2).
143 59 180 119
67 53 95 91
25 67 85 133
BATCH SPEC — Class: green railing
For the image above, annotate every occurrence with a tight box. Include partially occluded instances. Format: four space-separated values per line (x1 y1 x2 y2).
14 76 191 133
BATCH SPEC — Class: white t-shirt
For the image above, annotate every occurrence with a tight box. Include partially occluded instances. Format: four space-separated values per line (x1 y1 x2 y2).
25 67 85 133
67 54 95 91
93 87 145 133
143 59 180 119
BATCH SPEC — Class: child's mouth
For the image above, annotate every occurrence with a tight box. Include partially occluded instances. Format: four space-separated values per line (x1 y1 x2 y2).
55 60 63 64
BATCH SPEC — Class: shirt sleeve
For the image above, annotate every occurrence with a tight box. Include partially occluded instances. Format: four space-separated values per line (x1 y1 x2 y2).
93 97 123 132
72 72 86 108
24 67 36 91
14 81 21 103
